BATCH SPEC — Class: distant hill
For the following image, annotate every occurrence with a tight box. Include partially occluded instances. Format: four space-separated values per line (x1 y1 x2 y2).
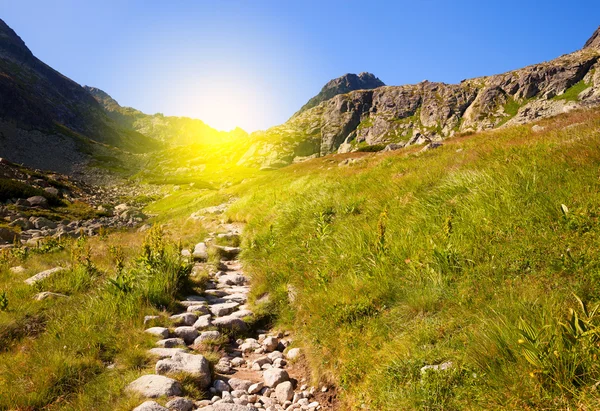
0 18 161 174
84 86 248 147
240 27 600 169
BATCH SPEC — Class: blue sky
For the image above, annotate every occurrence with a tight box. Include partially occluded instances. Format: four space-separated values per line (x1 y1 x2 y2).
2 1 599 131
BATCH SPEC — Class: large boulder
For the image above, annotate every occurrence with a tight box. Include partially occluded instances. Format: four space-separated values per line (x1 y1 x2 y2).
127 374 183 398
263 368 289 388
147 348 188 359
155 352 211 388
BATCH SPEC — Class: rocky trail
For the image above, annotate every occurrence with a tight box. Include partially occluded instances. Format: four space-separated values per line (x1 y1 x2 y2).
127 225 335 411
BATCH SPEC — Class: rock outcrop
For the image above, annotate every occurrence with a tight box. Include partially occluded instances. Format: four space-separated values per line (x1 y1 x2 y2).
293 72 385 116
240 28 600 169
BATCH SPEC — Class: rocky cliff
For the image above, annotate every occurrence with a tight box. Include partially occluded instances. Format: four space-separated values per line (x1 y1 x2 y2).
241 27 600 169
293 72 385 117
0 19 159 174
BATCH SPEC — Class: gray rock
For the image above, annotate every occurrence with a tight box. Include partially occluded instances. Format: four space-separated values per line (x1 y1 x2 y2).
145 327 170 339
156 338 186 348
156 352 211 387
44 187 59 196
262 336 278 352
170 312 198 326
26 196 48 208
144 315 160 325
193 242 208 260
212 245 241 260
194 331 222 344
193 314 212 330
127 374 183 398
133 401 169 411
173 326 199 344
214 379 231 393
186 304 210 315
24 267 65 285
209 302 240 317
165 397 194 411
286 348 301 360
263 368 289 388
275 381 294 403
227 378 252 392
248 382 263 394
212 315 248 332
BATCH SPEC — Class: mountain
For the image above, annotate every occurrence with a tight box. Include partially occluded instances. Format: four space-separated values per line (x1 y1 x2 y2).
84 86 248 146
293 72 385 116
240 28 600 169
0 19 160 174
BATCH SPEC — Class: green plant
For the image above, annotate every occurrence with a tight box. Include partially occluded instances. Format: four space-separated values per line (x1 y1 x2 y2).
0 291 8 311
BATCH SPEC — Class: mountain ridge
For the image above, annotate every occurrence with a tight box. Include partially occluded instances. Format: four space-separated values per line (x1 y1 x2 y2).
239 28 600 169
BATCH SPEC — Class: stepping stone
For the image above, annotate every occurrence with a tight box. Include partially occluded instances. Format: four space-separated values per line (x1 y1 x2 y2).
205 289 228 297
148 348 188 359
217 274 246 286
200 404 257 411
229 309 254 319
193 314 212 330
221 293 248 304
212 315 248 332
170 313 198 326
194 330 222 344
156 352 211 388
173 326 198 344
186 304 210 315
209 302 240 317
133 401 168 411
145 327 169 338
127 374 182 398
24 267 65 285
156 338 186 348
165 397 194 411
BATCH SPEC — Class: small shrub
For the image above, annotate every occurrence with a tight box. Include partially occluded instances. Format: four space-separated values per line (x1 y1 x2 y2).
0 291 8 311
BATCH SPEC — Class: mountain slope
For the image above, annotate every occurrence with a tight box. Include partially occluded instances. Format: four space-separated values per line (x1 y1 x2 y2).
0 19 160 174
293 72 385 117
84 86 248 146
240 28 600 169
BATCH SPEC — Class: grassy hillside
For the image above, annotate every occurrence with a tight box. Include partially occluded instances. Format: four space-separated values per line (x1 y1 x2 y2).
2 106 600 410
221 108 600 410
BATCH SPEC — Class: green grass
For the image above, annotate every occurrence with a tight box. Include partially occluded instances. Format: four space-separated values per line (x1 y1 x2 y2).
554 80 592 102
220 108 600 410
0 227 197 410
0 178 63 206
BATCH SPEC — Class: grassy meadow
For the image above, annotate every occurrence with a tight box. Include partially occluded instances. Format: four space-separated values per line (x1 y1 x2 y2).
1 107 600 410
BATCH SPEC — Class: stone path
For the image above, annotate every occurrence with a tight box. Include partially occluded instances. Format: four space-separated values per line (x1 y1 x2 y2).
129 226 329 411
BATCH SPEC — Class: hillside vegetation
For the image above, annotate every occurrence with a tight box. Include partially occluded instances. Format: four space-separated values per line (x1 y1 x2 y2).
220 107 600 410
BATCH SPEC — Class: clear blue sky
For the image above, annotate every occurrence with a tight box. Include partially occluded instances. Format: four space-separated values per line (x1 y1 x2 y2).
2 0 599 131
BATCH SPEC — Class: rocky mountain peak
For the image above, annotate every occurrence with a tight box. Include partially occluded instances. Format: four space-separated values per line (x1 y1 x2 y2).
84 86 122 111
584 26 600 49
0 18 33 61
292 72 385 117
